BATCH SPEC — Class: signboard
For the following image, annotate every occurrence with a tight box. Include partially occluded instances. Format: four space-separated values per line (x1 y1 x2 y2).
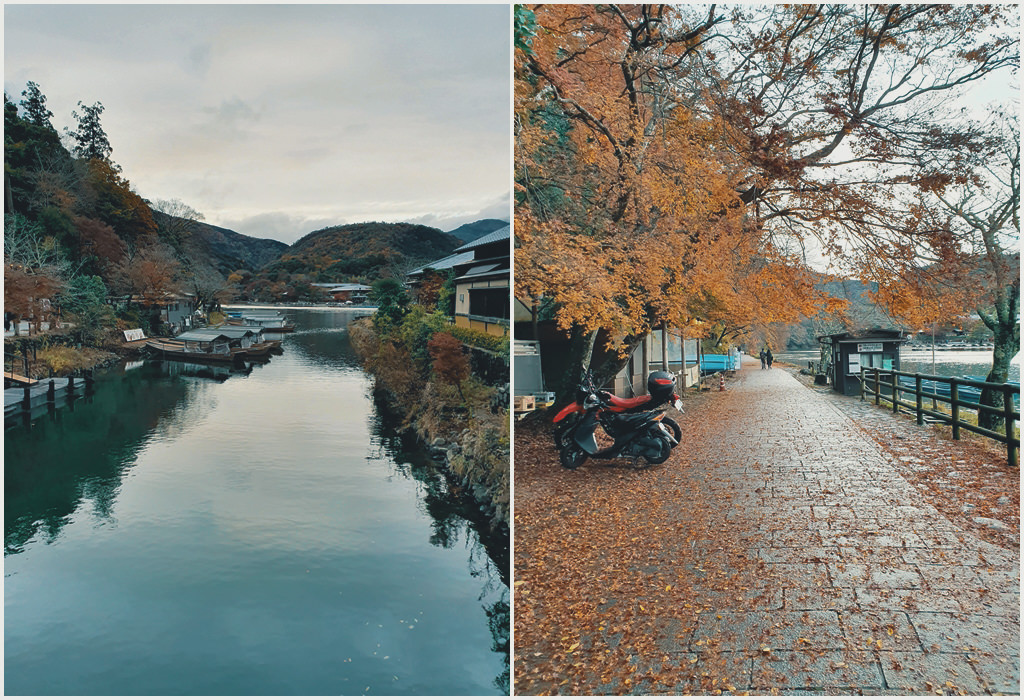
848 353 860 373
123 328 146 342
857 342 883 352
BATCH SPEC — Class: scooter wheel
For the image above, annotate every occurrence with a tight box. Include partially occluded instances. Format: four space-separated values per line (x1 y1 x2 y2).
661 416 682 444
553 416 580 449
559 444 588 470
642 438 673 466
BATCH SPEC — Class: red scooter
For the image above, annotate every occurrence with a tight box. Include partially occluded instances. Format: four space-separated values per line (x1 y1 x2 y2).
552 369 683 451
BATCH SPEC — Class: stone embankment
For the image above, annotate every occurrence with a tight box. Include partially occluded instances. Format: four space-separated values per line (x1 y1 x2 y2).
349 318 509 528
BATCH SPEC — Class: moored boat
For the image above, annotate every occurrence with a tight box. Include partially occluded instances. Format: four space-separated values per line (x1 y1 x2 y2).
226 311 296 332
145 332 243 363
189 326 282 359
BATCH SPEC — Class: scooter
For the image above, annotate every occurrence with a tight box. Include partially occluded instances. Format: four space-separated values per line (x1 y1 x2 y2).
558 389 678 469
553 369 683 449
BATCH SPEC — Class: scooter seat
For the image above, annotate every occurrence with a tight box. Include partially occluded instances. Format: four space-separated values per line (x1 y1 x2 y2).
605 394 651 411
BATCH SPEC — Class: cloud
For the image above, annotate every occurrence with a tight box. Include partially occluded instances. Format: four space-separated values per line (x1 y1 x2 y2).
5 4 510 249
213 212 340 244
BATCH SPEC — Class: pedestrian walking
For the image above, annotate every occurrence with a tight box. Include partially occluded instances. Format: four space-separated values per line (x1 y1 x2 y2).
759 348 767 369
766 348 774 368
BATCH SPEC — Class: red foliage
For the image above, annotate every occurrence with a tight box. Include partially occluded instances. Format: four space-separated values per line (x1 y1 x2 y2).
427 332 470 388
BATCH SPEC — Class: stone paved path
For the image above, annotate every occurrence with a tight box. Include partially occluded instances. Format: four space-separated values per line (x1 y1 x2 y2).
664 358 1019 694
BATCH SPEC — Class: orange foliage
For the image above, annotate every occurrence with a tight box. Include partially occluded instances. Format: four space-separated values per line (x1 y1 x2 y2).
516 5 835 353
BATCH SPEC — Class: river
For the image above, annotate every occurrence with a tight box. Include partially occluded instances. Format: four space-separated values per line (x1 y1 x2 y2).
4 307 509 695
777 348 1021 383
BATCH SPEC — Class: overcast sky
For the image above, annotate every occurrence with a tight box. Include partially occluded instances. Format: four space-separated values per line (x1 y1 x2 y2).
4 4 510 244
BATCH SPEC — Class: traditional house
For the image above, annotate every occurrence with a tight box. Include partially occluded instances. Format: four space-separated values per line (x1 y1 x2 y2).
111 293 198 335
310 282 372 303
408 225 510 337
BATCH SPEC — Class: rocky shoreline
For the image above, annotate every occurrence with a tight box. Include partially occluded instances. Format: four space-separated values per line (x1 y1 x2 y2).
348 318 510 529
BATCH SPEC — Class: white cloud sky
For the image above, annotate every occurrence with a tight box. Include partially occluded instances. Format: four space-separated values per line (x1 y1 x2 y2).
4 4 511 243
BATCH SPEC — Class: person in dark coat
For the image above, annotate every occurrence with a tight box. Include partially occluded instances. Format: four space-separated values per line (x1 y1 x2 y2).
766 348 774 368
759 348 767 369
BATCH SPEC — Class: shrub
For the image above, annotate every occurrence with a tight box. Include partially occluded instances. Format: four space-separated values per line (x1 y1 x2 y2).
428 332 471 401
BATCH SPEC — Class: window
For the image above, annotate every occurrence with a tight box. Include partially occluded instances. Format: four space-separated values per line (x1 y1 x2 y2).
468 288 509 319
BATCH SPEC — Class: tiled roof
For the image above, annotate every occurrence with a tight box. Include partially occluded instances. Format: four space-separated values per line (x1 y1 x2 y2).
453 225 511 253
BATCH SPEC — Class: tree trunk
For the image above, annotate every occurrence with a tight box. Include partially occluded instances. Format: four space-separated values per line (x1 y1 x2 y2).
978 286 1020 431
979 322 1017 431
551 326 647 407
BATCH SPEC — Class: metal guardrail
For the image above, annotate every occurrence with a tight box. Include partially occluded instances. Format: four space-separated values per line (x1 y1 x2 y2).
860 368 1020 466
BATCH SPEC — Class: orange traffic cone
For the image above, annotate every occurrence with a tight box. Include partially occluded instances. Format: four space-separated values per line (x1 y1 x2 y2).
719 375 725 391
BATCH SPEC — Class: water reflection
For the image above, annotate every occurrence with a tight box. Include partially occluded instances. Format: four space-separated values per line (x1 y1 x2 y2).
5 362 194 555
369 385 511 694
5 308 509 695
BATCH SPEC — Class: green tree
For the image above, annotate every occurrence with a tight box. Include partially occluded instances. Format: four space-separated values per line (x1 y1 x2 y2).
66 101 113 162
369 278 411 330
20 81 55 131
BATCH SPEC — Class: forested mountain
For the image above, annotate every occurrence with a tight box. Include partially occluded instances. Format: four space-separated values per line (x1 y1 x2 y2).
781 277 901 349
155 212 288 274
4 83 470 311
447 219 508 244
281 222 460 278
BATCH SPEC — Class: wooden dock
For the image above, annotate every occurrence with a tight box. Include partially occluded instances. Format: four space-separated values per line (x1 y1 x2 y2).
4 376 92 424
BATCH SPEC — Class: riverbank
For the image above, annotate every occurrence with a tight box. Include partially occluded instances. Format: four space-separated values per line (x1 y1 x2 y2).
348 317 509 528
4 331 140 380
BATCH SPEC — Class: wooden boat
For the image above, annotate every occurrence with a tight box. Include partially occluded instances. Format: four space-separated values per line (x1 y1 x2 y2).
191 325 283 358
145 332 244 364
226 312 296 333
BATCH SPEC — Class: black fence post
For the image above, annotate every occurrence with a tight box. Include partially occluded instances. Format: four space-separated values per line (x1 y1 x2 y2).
915 375 923 425
891 371 898 413
67 375 75 399
950 382 960 440
1004 386 1017 467
859 369 865 401
47 379 55 405
873 368 880 405
22 383 31 411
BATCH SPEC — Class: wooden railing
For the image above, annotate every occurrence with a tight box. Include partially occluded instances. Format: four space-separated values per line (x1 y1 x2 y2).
860 368 1020 466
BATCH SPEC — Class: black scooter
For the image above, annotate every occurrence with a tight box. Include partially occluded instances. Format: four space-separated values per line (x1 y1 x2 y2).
553 369 683 449
559 390 678 469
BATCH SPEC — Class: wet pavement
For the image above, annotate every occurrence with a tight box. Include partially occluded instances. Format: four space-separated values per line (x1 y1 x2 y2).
662 359 1019 694
513 356 1019 695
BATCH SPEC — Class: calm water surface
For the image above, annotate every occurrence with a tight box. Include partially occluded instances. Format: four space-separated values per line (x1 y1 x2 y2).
5 308 509 695
778 349 1021 383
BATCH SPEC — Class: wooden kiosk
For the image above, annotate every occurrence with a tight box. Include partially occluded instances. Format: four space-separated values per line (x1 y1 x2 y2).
818 329 908 396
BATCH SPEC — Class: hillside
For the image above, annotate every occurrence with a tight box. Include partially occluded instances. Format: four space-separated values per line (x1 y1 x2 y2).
278 222 462 280
447 219 509 244
154 212 289 275
784 276 902 349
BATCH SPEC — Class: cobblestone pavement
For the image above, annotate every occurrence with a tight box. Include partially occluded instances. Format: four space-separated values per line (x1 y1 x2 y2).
669 359 1019 694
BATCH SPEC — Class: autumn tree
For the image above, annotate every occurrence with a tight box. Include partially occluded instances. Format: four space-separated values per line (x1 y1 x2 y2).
114 241 181 305
428 331 471 402
85 160 158 244
689 4 1018 326
516 5 832 395
517 4 1018 401
414 269 448 310
4 213 70 335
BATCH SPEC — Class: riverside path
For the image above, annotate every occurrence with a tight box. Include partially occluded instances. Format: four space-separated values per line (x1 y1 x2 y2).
513 356 1019 695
